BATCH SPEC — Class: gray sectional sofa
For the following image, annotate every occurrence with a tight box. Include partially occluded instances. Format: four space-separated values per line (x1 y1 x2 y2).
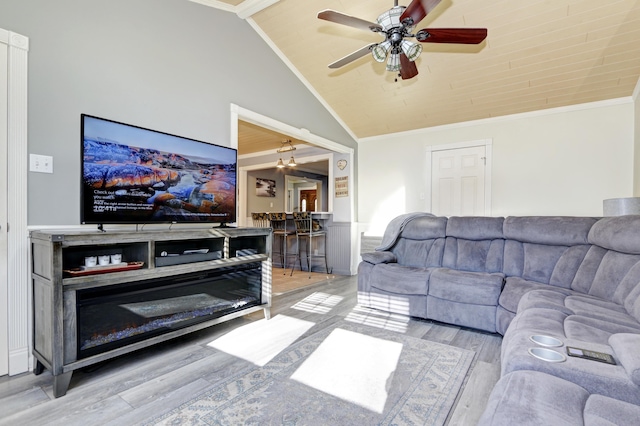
358 213 640 425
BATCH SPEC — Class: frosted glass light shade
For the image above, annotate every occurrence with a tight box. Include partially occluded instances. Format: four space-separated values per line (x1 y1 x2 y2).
401 40 422 61
276 158 285 168
372 41 391 62
386 53 400 71
376 7 403 30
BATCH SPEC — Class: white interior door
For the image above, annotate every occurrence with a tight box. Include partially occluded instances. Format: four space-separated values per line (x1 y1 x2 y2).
431 145 487 216
0 38 9 377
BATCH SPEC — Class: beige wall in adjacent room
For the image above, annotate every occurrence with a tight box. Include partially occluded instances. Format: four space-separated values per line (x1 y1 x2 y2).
358 99 634 235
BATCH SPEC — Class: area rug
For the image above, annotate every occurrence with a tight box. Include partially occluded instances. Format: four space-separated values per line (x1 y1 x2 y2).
146 320 475 425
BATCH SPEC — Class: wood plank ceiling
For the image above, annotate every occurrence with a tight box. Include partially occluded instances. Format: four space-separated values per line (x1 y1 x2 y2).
208 0 640 140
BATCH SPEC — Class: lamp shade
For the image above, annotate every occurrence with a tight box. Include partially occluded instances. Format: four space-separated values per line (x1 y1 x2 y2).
603 197 640 216
288 156 297 167
276 158 285 168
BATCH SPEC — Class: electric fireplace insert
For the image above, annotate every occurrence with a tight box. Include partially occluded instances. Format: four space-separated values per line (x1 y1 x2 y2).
76 262 262 359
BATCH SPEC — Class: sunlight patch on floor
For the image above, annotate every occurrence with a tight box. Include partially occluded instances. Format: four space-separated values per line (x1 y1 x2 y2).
290 328 402 413
207 314 315 366
291 292 344 314
345 305 409 333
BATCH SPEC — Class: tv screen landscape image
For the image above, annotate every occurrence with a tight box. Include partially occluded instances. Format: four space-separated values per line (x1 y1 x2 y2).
81 114 237 225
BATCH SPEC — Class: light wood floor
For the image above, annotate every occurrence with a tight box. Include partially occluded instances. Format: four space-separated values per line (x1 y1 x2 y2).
0 275 501 425
271 265 337 295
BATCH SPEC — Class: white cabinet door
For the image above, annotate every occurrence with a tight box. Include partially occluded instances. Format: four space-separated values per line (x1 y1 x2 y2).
431 145 486 216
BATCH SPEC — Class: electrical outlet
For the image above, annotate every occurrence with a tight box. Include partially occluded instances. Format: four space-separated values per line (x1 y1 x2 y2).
30 154 54 173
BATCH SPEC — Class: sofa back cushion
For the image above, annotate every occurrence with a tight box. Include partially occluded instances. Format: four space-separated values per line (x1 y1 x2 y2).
443 216 505 273
571 247 640 303
502 216 597 286
588 215 640 255
584 216 640 319
390 215 447 268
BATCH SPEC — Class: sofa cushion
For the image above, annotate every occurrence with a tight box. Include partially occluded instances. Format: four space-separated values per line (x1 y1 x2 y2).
429 268 504 305
499 277 573 314
579 251 640 304
390 237 445 268
396 214 446 240
609 333 640 386
478 370 589 426
427 297 498 333
503 216 598 246
360 251 396 265
369 263 432 295
564 315 640 345
445 216 504 240
518 290 640 330
583 394 640 426
479 370 640 426
625 281 640 324
503 241 590 286
501 308 640 404
443 237 504 273
517 289 575 315
588 215 640 255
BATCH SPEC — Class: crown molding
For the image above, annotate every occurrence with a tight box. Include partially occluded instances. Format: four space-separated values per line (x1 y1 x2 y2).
237 0 279 19
188 0 279 19
245 18 359 143
188 0 235 13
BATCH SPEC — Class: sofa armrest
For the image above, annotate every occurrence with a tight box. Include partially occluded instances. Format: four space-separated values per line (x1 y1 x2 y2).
361 251 397 265
609 333 640 385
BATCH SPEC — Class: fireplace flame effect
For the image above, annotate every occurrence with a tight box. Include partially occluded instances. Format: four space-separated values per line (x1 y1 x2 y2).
81 296 255 351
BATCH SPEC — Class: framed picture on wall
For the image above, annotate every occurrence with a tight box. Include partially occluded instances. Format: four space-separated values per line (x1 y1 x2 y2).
256 178 276 197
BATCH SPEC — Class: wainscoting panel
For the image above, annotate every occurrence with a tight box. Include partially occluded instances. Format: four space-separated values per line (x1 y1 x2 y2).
361 234 383 254
326 222 352 276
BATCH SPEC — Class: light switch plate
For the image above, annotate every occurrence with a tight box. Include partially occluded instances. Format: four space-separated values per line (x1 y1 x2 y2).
30 154 54 173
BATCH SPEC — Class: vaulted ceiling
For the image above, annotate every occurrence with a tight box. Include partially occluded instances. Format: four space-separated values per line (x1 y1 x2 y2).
200 0 640 143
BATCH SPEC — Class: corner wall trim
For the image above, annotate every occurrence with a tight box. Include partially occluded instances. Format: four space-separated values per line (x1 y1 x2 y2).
4 30 30 376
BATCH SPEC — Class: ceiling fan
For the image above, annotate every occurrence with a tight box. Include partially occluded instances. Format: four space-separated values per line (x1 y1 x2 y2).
318 0 487 80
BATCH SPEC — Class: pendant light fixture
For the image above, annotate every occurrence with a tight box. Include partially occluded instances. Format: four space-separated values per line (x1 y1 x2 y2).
276 140 297 168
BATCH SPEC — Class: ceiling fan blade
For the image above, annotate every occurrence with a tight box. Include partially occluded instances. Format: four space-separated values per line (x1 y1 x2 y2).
399 53 419 80
416 28 488 44
328 43 377 69
318 10 383 32
400 0 443 26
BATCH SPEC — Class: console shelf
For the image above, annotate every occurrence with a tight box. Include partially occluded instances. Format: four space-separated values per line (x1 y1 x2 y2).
30 227 272 397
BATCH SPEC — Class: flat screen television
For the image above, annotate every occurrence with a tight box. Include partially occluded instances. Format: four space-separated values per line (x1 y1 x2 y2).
81 114 237 226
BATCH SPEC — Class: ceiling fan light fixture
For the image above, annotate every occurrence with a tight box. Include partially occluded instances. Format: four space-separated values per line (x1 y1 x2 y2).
376 6 404 30
276 158 285 168
288 156 297 167
401 40 422 62
372 40 391 62
386 53 400 72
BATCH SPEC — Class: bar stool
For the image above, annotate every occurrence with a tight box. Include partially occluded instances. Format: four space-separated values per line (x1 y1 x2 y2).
290 212 329 278
251 212 269 228
268 212 294 274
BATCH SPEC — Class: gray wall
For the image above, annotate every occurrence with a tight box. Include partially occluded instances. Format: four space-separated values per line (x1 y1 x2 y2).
0 0 357 225
247 168 328 215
